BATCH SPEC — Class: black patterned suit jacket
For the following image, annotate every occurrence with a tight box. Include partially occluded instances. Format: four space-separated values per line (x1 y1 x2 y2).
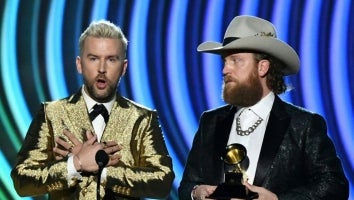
179 96 349 200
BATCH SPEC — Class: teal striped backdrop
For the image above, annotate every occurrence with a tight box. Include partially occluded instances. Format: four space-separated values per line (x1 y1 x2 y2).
0 0 353 199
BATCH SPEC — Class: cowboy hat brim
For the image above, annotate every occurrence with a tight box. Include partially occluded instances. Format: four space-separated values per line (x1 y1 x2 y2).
197 36 300 75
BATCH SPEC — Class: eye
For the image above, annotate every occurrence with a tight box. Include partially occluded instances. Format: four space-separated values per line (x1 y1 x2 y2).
224 58 236 65
88 56 97 61
108 57 118 63
234 57 243 62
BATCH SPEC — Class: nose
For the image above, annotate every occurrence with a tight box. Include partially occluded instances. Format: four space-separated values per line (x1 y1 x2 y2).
222 62 232 76
98 60 107 73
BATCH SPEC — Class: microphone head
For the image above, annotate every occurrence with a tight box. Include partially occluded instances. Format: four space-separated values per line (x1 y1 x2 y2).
95 150 109 168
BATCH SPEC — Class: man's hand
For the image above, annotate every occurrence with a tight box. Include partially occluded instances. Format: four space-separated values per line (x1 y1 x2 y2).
53 129 89 160
244 182 278 200
53 129 122 171
192 185 217 200
192 182 277 200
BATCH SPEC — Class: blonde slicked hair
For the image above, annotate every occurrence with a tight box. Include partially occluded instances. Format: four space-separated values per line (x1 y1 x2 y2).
78 20 128 57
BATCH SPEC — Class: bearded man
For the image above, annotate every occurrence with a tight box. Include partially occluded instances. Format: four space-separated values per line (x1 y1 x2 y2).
178 15 348 200
11 20 174 200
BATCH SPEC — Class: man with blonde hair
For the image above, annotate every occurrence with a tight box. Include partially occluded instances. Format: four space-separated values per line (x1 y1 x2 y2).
12 20 174 200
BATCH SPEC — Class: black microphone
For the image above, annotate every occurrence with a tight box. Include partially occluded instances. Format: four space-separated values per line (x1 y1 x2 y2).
96 149 109 168
95 150 109 200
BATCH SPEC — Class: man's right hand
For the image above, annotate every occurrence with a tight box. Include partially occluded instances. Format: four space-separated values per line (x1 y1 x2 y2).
53 129 121 172
192 185 217 200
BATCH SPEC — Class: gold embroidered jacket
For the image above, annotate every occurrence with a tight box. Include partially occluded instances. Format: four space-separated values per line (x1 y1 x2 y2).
11 91 175 199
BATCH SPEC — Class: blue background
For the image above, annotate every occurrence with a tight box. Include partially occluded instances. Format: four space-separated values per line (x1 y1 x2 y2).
0 0 353 199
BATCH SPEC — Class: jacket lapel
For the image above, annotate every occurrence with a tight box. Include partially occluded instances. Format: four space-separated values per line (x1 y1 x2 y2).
207 106 237 183
101 95 132 142
64 91 133 143
253 96 290 186
214 106 238 161
65 91 94 141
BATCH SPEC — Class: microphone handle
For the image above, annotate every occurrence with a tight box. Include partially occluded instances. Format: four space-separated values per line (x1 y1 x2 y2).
97 167 104 200
95 150 109 199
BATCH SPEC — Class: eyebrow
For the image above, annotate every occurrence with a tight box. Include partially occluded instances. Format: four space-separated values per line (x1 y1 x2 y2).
86 53 120 59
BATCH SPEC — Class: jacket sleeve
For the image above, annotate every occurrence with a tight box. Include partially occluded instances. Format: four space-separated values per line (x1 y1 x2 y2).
178 124 202 200
11 103 69 196
178 108 231 200
178 112 213 200
275 114 349 200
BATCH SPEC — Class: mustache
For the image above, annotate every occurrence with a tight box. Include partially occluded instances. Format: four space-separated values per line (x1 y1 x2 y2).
96 74 107 81
223 75 235 83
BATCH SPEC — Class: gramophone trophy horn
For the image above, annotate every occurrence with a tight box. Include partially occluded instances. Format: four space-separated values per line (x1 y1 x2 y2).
208 143 258 200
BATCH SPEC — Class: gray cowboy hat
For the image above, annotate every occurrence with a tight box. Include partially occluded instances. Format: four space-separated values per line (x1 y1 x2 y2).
197 15 300 75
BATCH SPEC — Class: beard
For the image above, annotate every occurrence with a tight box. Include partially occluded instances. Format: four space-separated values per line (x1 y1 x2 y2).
222 70 263 107
83 76 118 103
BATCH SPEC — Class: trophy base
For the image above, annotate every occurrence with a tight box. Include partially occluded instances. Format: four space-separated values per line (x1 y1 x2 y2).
208 183 258 200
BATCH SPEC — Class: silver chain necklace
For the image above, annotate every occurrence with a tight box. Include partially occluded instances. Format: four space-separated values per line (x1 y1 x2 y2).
236 109 263 136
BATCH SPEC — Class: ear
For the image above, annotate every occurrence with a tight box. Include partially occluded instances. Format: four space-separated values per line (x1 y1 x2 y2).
258 60 270 77
121 59 128 76
76 56 82 74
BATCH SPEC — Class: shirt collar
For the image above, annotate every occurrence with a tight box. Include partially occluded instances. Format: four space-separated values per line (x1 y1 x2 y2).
239 92 275 120
81 86 115 114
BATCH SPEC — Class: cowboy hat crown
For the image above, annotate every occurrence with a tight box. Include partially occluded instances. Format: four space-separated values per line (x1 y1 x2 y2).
197 15 300 75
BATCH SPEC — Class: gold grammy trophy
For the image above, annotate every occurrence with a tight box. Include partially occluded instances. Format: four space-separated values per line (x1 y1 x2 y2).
209 143 258 200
